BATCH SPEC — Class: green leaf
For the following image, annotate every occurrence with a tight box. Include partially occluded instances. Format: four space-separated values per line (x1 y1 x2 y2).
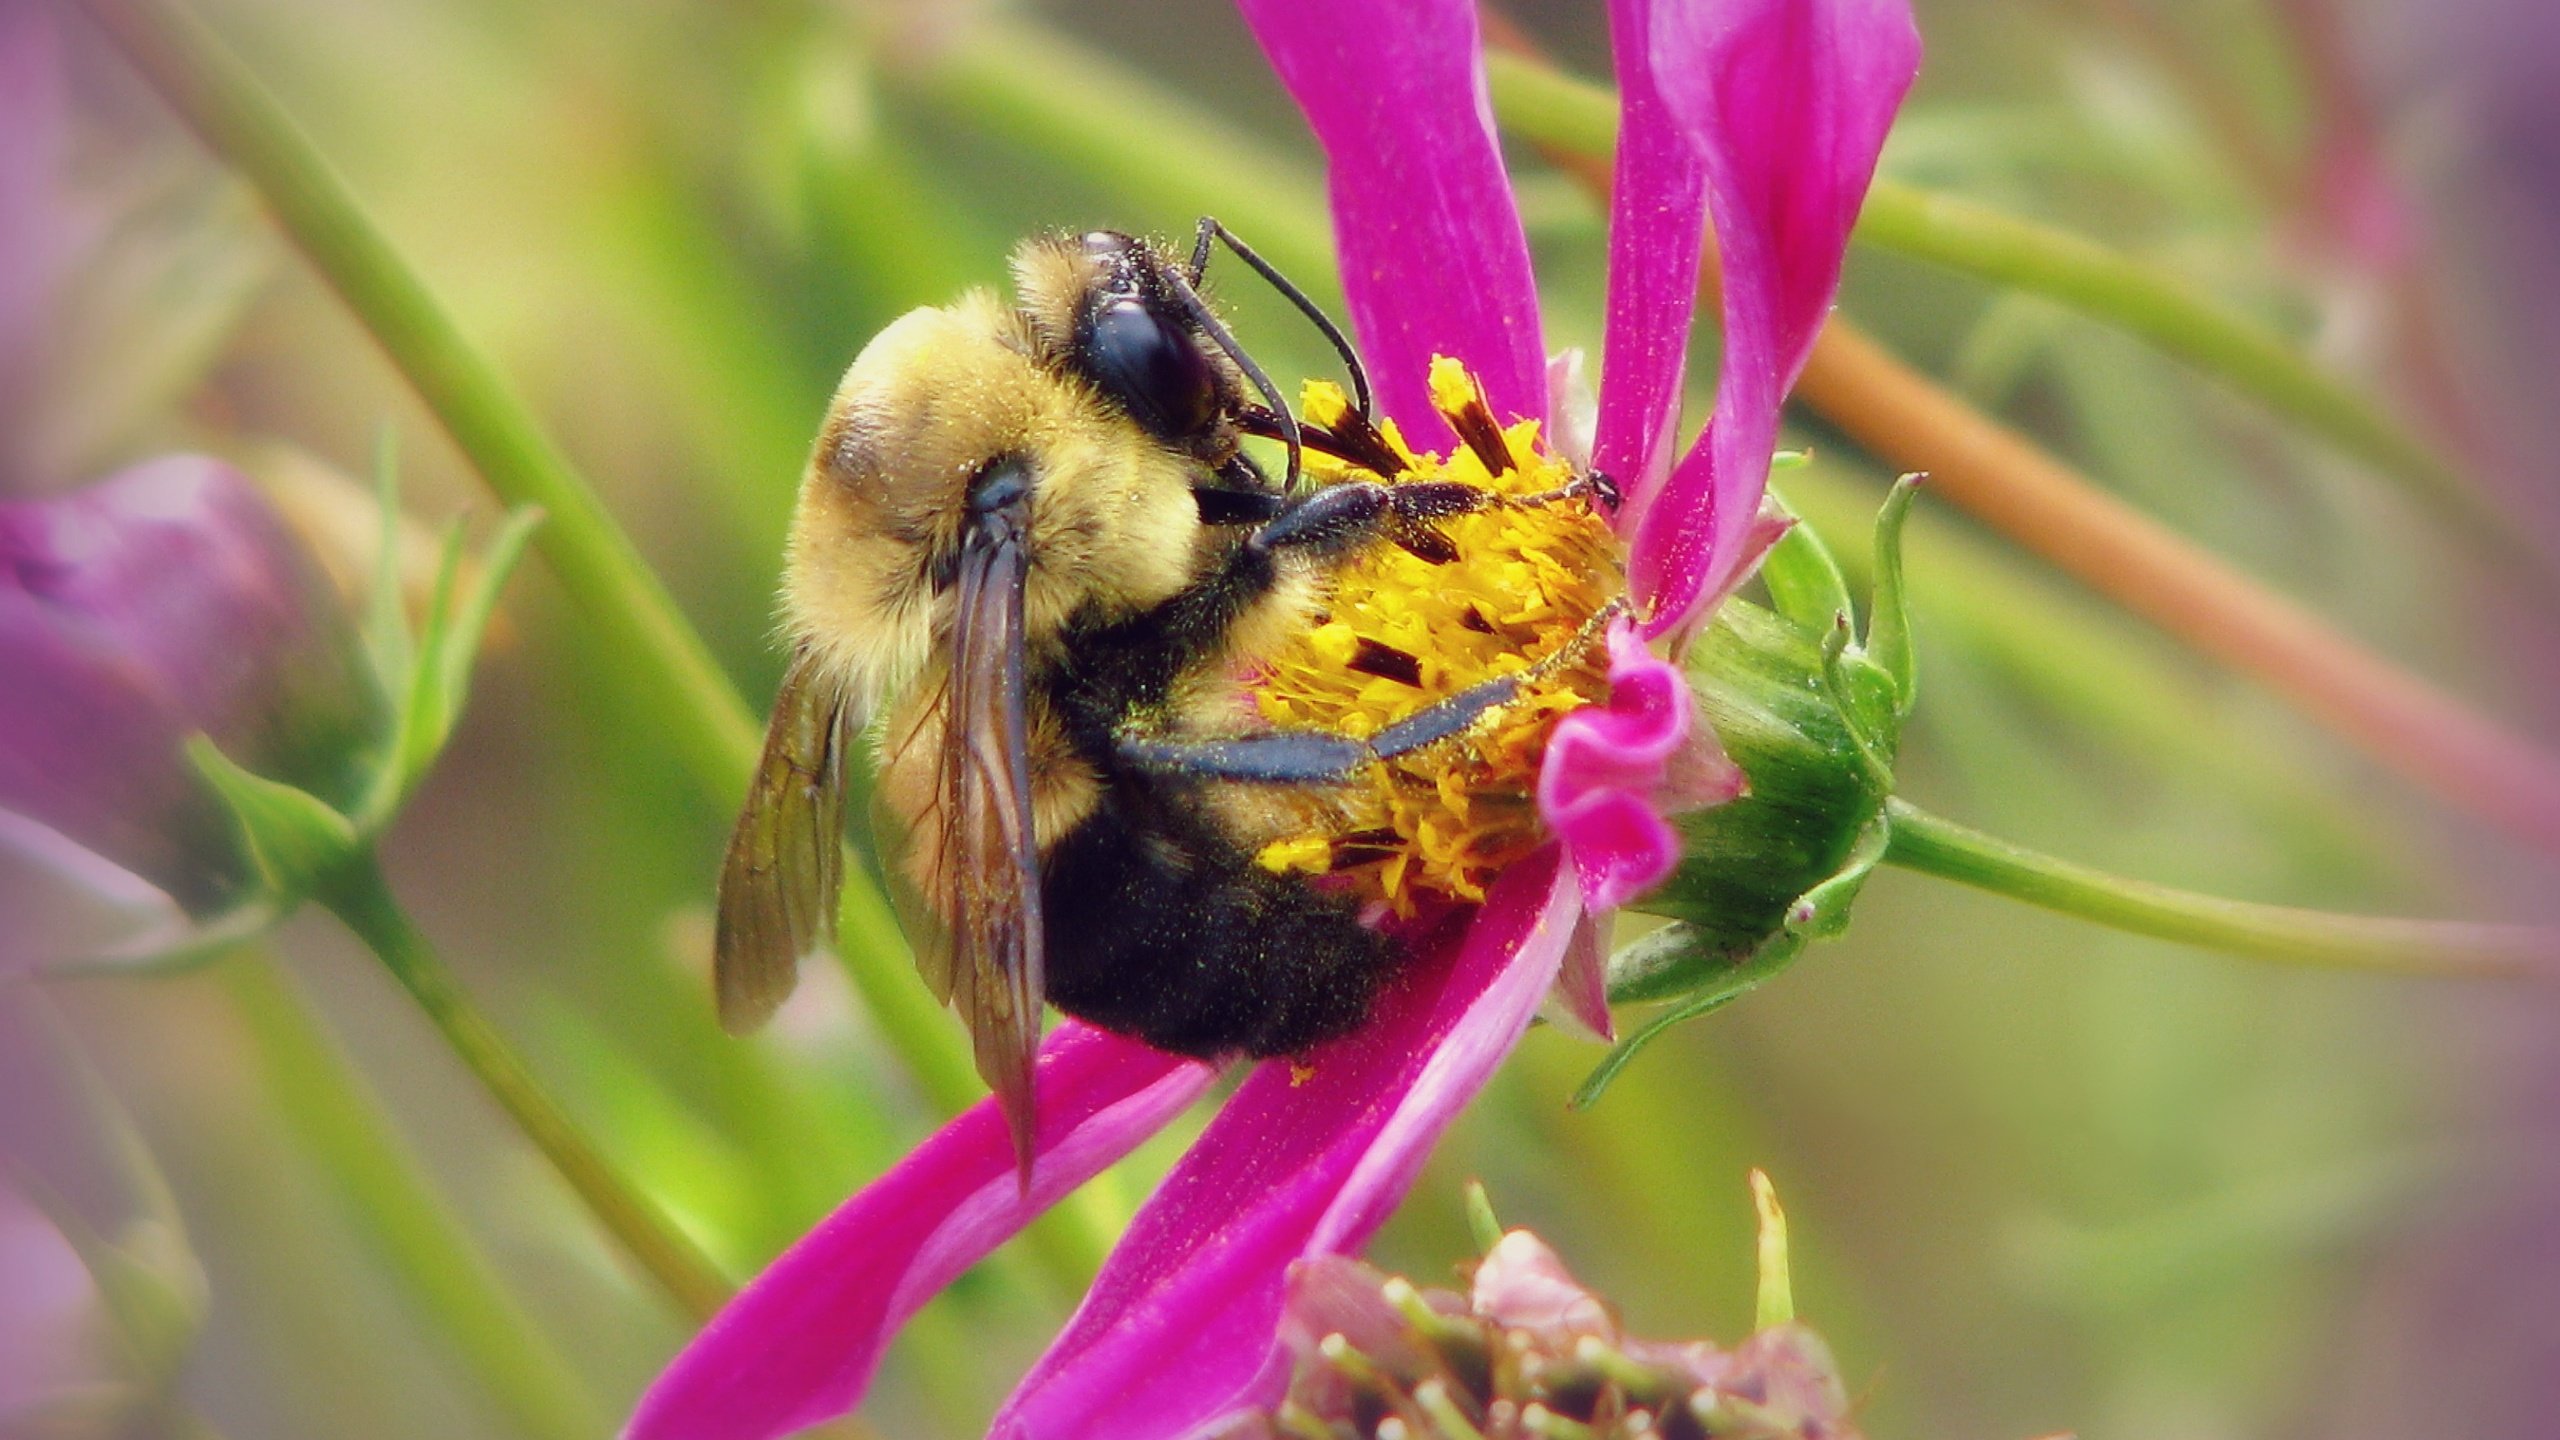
186 736 358 898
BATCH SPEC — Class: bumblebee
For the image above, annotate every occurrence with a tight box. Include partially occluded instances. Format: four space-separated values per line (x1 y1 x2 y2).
717 220 1576 1156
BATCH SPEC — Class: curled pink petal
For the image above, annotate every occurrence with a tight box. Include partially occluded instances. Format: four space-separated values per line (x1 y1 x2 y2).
1547 791 1680 914
1539 620 1696 911
625 1025 1214 1440
1593 0 1711 515
1235 0 1546 441
1630 0 1922 634
991 853 1582 1439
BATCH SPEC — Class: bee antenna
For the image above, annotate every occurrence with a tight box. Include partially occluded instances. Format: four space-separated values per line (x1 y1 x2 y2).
1189 217 1375 423
1166 273 1306 492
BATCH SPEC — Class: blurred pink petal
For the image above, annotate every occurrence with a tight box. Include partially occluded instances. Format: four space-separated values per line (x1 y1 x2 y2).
1234 0 1546 441
1629 0 1921 634
1593 0 1711 509
990 853 1581 1439
0 809 189 974
625 1026 1213 1440
1538 619 1694 910
1472 1229 1614 1340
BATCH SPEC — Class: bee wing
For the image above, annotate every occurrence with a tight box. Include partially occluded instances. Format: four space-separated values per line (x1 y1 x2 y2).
714 646 861 1035
904 522 1046 1165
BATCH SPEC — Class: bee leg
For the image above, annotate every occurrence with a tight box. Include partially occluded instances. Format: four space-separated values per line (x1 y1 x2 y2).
1120 595 1630 784
1115 671 1530 786
1250 480 1498 558
1117 729 1373 785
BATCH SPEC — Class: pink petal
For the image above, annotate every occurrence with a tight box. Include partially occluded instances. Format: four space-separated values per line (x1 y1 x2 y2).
1236 0 1546 442
1592 0 1711 513
1538 620 1694 912
625 1025 1213 1440
1471 1230 1615 1341
991 853 1583 1439
1545 791 1679 915
0 809 188 975
1629 0 1921 635
1542 904 1615 1043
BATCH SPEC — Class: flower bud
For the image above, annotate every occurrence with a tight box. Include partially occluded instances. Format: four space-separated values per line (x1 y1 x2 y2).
0 458 379 913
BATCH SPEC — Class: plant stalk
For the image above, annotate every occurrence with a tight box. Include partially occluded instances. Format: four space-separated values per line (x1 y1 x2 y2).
220 956 608 1440
1881 798 2555 976
316 855 735 1321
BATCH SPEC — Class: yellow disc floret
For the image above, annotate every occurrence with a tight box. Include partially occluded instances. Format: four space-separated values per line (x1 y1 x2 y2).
1251 357 1624 913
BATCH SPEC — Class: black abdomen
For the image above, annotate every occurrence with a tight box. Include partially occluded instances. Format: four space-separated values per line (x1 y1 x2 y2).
1040 782 1395 1060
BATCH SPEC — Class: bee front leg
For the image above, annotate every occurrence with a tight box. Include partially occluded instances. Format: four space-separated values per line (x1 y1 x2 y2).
1249 480 1494 560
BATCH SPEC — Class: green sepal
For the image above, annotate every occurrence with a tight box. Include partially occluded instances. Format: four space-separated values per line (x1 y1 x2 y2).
1755 497 1854 635
1578 485 1921 1102
186 737 359 900
360 427 413 689
1575 920 1808 1107
362 504 542 826
1624 600 1895 966
349 432 543 829
1864 474 1922 717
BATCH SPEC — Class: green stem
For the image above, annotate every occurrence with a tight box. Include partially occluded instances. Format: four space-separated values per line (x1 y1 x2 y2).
1479 51 2530 571
315 854 735 1321
219 957 607 1440
1881 798 2555 977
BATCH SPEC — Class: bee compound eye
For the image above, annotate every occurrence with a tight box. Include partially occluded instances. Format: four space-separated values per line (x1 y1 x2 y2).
1080 297 1218 440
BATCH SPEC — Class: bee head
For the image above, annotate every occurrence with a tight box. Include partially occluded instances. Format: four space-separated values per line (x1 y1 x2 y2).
1013 232 1246 458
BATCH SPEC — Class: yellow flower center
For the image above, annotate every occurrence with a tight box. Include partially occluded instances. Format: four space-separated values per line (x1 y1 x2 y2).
1250 357 1624 913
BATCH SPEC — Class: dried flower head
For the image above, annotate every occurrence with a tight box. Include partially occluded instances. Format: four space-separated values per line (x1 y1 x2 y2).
1209 1230 1859 1440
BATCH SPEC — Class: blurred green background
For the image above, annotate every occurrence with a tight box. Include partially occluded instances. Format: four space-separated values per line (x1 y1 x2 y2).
12 0 2559 1436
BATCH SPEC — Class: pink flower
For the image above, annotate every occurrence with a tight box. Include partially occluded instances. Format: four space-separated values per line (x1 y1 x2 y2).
628 2 1914 1436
